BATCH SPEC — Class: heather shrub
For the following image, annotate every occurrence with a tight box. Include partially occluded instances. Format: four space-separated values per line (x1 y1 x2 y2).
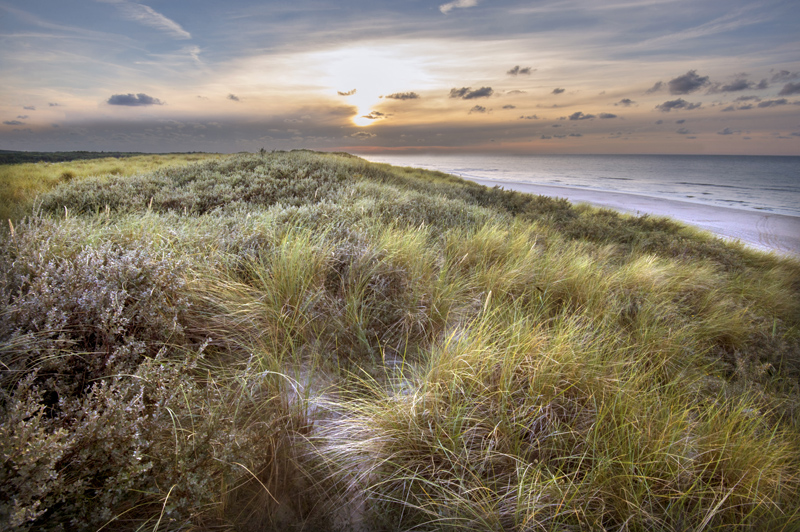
0 225 189 396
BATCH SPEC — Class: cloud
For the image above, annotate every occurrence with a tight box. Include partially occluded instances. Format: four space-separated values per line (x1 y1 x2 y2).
468 105 487 114
338 89 357 96
771 70 800 82
449 86 493 99
502 105 516 109
598 113 617 119
757 99 788 107
506 90 526 95
668 70 710 94
48 102 60 107
568 111 595 120
615 98 635 106
3 120 25 126
717 127 735 135
655 98 702 112
712 78 754 92
569 133 582 137
440 0 478 14
552 88 565 94
507 66 533 75
227 94 240 102
676 128 690 134
655 120 664 124
735 95 760 101
107 93 164 106
646 81 664 94
519 115 538 120
350 131 376 139
17 115 28 119
97 0 191 39
362 111 386 120
23 106 35 111
779 83 800 95
383 92 419 100
676 119 685 124
540 135 552 139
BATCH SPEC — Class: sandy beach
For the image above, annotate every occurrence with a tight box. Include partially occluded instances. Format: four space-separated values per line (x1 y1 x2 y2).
466 178 800 257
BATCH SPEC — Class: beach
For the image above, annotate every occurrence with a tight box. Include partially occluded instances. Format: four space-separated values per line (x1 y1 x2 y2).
466 177 800 257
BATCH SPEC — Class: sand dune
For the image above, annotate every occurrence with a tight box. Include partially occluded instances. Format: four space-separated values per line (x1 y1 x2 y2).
466 178 800 257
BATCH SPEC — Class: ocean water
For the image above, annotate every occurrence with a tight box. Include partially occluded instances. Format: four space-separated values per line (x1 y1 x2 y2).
359 154 800 218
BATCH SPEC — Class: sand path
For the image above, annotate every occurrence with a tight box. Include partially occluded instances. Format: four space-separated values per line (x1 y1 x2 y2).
466 178 800 257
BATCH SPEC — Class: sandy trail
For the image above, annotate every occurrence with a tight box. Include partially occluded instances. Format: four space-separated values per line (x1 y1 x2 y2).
466 178 800 257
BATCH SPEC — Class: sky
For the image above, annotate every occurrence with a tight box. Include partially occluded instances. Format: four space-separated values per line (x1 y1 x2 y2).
1 0 799 155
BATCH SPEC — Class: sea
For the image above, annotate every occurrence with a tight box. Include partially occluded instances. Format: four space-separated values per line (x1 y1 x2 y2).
358 154 800 218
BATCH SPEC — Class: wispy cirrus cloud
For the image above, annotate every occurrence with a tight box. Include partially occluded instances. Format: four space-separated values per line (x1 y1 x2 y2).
440 0 478 15
96 0 191 40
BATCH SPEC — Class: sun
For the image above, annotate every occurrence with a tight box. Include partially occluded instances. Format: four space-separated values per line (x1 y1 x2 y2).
352 112 375 127
309 43 432 127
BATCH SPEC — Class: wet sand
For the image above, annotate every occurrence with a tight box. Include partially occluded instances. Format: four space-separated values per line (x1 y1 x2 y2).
467 178 800 257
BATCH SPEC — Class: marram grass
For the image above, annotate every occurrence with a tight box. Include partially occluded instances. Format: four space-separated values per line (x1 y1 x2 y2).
1 150 799 531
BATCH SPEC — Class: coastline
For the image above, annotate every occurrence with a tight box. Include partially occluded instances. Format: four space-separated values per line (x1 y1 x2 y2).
465 177 800 257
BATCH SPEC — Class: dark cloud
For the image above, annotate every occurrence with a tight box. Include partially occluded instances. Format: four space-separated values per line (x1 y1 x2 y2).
568 111 595 120
519 115 538 120
507 66 534 75
712 78 754 92
23 106 36 111
569 133 582 137
506 90 526 95
655 120 664 124
676 128 690 134
350 131 376 139
383 92 419 100
450 87 494 99
227 94 240 102
17 115 28 119
738 104 754 110
758 98 788 107
540 135 552 139
735 95 760 101
676 119 685 124
655 98 701 112
757 79 769 89
338 89 357 96
49 102 60 107
361 111 386 120
717 128 735 135
3 120 25 126
668 70 710 94
779 83 800 95
468 105 487 113
598 113 617 119
108 93 164 106
646 81 664 94
615 98 635 106
771 70 800 82
552 88 565 95
502 105 516 109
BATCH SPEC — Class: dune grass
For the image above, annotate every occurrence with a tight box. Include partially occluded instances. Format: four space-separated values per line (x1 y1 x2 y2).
1 150 799 531
0 152 223 221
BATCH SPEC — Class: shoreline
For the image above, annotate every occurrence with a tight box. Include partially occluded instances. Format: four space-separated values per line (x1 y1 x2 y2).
465 177 800 257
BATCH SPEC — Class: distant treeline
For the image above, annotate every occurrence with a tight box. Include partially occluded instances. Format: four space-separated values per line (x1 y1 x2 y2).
0 150 203 164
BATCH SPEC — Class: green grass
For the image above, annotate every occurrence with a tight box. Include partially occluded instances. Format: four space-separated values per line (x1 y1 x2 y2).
0 152 223 221
1 150 799 531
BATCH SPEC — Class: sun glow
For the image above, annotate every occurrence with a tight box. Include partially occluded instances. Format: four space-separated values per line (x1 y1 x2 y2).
309 43 435 127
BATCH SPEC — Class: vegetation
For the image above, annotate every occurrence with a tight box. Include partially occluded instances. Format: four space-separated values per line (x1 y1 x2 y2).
0 152 223 221
2 150 799 531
